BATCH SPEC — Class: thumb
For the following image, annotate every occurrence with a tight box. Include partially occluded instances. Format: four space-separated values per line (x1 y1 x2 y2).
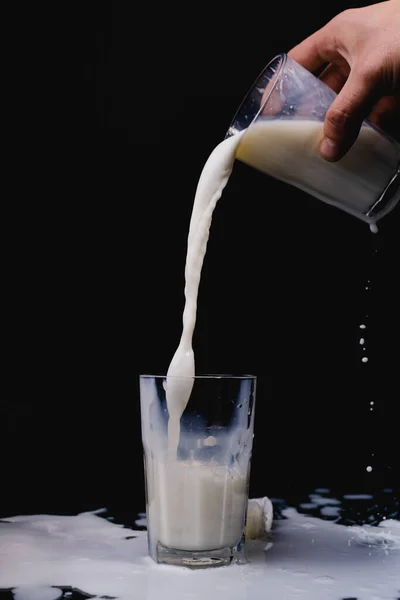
320 70 378 161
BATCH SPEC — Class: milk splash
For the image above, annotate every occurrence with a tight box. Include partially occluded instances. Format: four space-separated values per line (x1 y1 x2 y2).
1 495 399 600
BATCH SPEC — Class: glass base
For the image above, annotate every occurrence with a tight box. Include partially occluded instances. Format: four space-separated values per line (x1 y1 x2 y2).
155 536 246 569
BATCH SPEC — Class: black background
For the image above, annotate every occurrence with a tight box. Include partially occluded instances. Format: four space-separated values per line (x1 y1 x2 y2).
1 1 399 519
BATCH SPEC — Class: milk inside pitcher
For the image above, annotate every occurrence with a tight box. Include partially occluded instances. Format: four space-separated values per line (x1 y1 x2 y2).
226 53 400 225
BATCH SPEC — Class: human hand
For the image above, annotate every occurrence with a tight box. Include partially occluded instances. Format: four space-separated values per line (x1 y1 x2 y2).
288 0 400 161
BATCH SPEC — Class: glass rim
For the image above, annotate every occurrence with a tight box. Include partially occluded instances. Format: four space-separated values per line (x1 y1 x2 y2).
139 374 256 380
226 52 286 137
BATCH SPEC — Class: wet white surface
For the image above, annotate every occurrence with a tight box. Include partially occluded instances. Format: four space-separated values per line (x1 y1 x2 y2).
1 501 399 600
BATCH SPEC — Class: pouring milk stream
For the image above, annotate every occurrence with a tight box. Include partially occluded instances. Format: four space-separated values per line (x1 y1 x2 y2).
165 122 399 458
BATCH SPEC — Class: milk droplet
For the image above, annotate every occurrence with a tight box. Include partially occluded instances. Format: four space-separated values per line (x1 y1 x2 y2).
362 357 368 363
369 223 378 234
366 466 373 472
204 436 217 447
360 324 366 329
359 338 365 345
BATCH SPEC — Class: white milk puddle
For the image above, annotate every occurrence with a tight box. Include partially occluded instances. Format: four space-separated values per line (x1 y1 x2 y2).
1 496 399 600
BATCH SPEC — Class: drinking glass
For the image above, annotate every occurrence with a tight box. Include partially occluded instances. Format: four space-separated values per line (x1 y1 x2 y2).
139 374 257 568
